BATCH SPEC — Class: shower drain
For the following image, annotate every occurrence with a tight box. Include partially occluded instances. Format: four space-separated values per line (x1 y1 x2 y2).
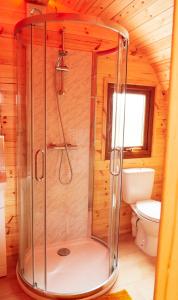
57 248 71 256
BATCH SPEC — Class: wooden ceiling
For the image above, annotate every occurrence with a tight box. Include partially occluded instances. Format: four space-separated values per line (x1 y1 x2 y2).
58 0 174 90
0 0 174 90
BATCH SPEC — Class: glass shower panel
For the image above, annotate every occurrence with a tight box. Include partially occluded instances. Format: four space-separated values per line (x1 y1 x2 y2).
92 35 127 274
15 13 129 299
109 36 128 270
46 22 93 293
31 23 46 290
16 26 33 285
92 48 119 252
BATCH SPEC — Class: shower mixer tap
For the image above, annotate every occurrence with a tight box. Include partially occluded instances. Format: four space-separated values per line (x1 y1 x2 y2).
47 143 78 150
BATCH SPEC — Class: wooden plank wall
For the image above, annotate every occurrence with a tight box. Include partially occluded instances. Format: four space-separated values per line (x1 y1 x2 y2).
155 5 178 298
61 0 173 91
93 52 168 238
0 1 25 256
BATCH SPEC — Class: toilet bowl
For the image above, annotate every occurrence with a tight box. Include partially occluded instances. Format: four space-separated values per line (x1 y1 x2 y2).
131 200 161 256
122 168 161 257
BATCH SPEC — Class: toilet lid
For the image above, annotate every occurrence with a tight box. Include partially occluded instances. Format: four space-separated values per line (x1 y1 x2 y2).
136 200 161 222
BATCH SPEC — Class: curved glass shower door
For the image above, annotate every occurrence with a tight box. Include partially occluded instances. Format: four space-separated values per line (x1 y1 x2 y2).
16 22 47 290
16 13 128 299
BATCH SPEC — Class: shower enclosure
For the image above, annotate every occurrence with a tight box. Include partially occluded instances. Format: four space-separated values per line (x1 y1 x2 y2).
15 12 128 300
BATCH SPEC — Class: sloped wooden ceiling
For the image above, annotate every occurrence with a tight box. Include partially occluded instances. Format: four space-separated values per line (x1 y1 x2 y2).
59 0 174 91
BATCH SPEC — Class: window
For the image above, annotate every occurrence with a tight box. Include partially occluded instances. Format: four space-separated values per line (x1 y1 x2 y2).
105 84 155 159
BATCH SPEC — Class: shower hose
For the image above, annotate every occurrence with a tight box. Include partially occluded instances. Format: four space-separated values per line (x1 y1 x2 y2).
55 78 73 185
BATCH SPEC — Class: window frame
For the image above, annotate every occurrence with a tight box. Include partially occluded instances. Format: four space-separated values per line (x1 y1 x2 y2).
105 83 155 160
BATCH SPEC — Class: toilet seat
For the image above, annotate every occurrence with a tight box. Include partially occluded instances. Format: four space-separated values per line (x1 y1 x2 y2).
135 200 161 223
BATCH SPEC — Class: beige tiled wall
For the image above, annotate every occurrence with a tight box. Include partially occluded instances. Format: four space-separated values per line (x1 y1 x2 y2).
30 45 92 246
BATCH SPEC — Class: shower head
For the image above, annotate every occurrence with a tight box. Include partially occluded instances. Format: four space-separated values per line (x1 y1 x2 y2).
55 29 69 95
55 65 69 72
55 50 69 72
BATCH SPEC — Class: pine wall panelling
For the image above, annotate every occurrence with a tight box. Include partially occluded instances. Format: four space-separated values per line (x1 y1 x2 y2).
61 0 173 90
92 53 168 239
0 1 25 256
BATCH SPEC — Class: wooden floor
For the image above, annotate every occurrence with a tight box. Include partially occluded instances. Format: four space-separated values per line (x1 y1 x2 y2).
0 234 156 300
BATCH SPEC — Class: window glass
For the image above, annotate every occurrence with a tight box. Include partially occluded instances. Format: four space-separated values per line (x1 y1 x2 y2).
124 93 146 147
105 84 155 159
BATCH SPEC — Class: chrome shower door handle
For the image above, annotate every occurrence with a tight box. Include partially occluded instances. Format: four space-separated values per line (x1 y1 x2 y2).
109 147 121 176
35 149 45 182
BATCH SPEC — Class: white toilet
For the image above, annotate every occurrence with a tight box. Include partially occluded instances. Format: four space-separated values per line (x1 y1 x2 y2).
122 168 161 257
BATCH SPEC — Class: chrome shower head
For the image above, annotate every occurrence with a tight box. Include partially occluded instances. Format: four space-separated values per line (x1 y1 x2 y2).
55 65 69 72
55 50 69 72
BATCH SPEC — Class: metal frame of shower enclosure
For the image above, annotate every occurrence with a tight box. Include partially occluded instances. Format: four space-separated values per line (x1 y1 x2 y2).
15 12 128 300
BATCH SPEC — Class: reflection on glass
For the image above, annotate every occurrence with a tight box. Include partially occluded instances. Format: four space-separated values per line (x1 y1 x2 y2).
111 92 125 148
